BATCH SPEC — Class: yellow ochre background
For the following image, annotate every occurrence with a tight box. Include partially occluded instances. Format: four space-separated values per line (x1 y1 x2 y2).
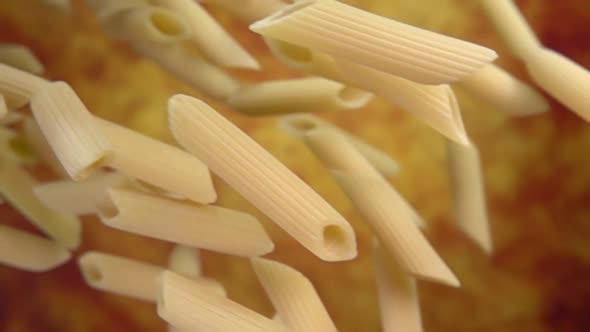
1 0 590 331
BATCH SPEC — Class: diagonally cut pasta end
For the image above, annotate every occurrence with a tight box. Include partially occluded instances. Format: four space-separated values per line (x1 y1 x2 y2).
321 224 356 260
277 114 321 137
335 86 373 109
96 190 121 224
250 1 314 33
443 87 470 146
78 252 104 287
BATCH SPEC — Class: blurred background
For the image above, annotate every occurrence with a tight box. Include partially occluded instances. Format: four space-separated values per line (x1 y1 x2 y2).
0 0 589 331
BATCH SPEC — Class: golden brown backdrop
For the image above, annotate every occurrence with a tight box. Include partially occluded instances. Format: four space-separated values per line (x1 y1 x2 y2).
0 0 589 331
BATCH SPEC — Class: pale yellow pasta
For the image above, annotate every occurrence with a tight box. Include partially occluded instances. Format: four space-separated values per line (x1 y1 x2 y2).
252 258 338 332
0 224 71 272
303 128 458 286
131 41 241 100
457 64 549 116
525 48 590 122
0 44 44 75
204 0 286 23
332 59 469 145
478 0 540 58
447 140 492 253
158 271 289 332
23 116 69 176
30 82 111 180
104 6 191 43
85 0 146 22
0 127 38 165
98 187 274 257
0 109 24 126
151 0 259 69
278 113 400 178
251 0 497 85
266 39 469 144
168 245 202 278
0 164 81 249
0 63 47 109
33 172 130 215
228 77 372 115
95 117 216 204
78 251 164 302
168 94 356 262
374 241 423 332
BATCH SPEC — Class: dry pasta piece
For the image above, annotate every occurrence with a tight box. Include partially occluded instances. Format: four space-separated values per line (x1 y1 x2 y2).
168 245 202 278
478 0 540 58
0 44 44 75
23 116 69 176
0 164 81 249
152 0 259 69
0 63 47 109
85 0 146 21
525 48 590 122
457 64 549 116
95 117 216 204
0 127 38 165
278 113 400 178
374 241 423 332
98 187 274 257
251 0 497 85
33 172 130 215
79 251 225 302
103 5 191 43
0 224 71 272
30 82 111 180
131 41 241 100
332 59 469 145
158 271 289 332
303 128 458 286
266 39 468 144
227 77 372 115
447 139 492 253
168 94 356 262
204 0 287 23
252 258 338 332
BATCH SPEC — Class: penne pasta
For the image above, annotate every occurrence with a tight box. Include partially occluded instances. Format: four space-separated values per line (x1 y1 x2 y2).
151 0 259 69
266 39 469 144
252 258 338 332
374 241 423 332
158 271 289 332
278 113 400 178
0 63 47 109
456 64 549 116
85 0 146 22
332 59 469 145
98 187 274 257
251 0 497 85
79 251 165 302
204 0 287 23
33 172 130 215
95 117 216 204
478 0 540 58
131 41 241 100
168 95 356 262
0 44 44 75
168 245 202 278
79 251 226 302
23 116 69 176
303 128 458 286
525 48 590 122
30 82 111 180
447 140 492 253
104 6 191 43
227 77 372 115
0 164 81 249
0 224 71 272
0 127 38 165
